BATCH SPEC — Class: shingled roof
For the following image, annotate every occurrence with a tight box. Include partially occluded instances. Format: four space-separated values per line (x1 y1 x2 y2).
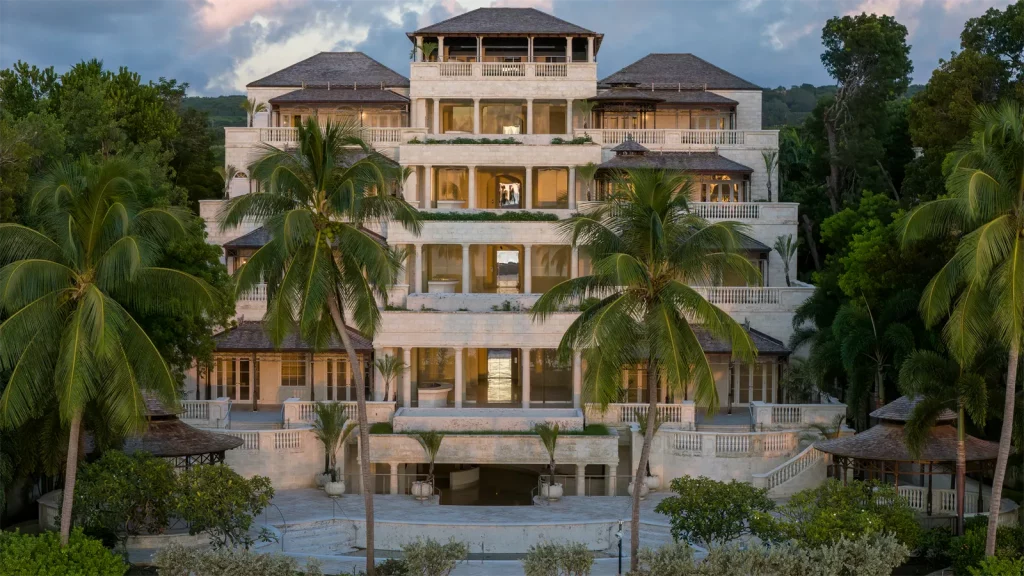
694 326 788 355
653 90 738 106
214 321 373 353
412 7 598 36
599 151 753 173
268 88 409 105
600 54 761 91
223 227 270 250
248 52 409 88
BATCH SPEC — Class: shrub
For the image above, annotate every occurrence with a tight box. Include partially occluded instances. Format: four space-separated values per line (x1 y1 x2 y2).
0 528 127 576
418 211 558 222
154 543 323 576
968 557 1024 576
550 135 593 145
523 542 594 576
375 557 409 575
774 479 919 548
949 522 1024 575
407 137 521 145
173 464 275 548
370 422 394 434
628 542 695 576
654 476 778 548
402 538 468 576
72 450 177 547
917 527 953 566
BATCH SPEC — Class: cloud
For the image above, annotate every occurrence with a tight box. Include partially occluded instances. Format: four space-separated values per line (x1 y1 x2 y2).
0 0 1013 96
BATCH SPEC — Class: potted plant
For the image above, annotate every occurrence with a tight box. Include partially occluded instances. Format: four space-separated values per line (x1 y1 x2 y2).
412 431 444 501
535 423 562 501
636 412 663 491
312 402 355 496
374 354 407 403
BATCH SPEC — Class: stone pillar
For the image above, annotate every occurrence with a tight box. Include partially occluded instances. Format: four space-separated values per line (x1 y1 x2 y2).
404 169 418 205
461 244 471 294
390 463 399 494
521 347 532 408
528 36 534 62
432 100 440 134
416 37 423 62
417 99 428 129
525 168 533 210
476 36 482 61
566 99 574 133
402 348 412 408
454 347 464 408
576 464 586 496
523 244 533 294
414 244 424 295
565 36 572 62
467 166 477 208
572 352 582 409
423 165 433 209
437 36 444 62
473 98 481 134
570 247 579 279
374 347 385 401
526 98 534 134
568 166 577 210
606 464 617 496
732 362 740 409
587 37 594 62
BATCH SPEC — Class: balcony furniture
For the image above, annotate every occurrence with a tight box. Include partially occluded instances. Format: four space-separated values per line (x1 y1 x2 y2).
418 382 454 408
427 278 459 293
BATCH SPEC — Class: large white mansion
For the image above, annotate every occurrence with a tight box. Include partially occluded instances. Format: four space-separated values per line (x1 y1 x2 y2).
185 8 841 501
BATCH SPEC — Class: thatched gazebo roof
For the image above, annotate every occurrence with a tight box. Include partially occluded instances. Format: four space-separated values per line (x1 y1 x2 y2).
120 396 243 468
870 395 956 423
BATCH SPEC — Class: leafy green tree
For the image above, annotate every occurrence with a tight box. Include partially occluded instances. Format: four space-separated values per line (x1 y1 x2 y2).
898 101 1023 556
173 464 274 549
960 0 1024 100
0 156 216 545
531 169 757 570
220 117 419 575
819 13 913 212
0 61 59 119
898 349 989 535
0 110 66 223
654 476 778 549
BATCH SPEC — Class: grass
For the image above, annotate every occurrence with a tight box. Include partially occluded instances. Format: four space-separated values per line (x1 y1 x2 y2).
369 424 611 436
369 422 393 434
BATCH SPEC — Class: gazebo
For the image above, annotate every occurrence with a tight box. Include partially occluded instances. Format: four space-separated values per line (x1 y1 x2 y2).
815 396 1000 518
119 396 244 469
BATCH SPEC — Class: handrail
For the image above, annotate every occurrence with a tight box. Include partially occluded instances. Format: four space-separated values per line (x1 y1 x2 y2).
751 444 824 490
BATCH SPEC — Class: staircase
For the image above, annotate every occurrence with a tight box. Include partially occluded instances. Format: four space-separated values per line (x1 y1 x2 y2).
751 444 828 498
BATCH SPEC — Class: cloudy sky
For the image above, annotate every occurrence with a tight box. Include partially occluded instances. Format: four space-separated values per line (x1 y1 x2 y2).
0 0 1010 96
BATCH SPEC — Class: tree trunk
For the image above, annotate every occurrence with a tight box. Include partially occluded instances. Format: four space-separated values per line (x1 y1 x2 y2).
985 339 1019 556
327 298 376 576
956 406 966 536
630 361 659 572
59 409 84 546
824 118 841 214
800 214 822 271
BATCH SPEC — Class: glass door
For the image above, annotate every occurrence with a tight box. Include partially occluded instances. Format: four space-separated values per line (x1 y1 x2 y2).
238 359 250 401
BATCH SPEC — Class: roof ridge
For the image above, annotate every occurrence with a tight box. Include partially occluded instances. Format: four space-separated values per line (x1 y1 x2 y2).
681 53 761 90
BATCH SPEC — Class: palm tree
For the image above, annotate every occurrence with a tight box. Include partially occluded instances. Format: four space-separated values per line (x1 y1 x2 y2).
762 149 779 202
312 402 356 480
409 41 439 62
635 412 662 478
898 101 1022 555
415 431 444 487
899 349 988 535
773 234 797 287
0 157 216 545
220 117 420 575
214 164 238 198
573 100 597 130
575 162 599 203
535 422 560 488
374 354 406 402
531 168 757 570
241 97 267 128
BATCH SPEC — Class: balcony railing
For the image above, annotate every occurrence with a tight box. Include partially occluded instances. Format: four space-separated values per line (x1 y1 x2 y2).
748 400 847 430
250 127 413 145
662 429 800 458
696 286 783 305
584 402 695 429
281 398 396 425
412 62 595 81
238 283 267 303
573 128 778 150
690 202 760 220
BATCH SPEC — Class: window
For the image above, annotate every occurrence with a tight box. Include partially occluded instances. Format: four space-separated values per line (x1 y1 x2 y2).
531 245 570 293
530 349 572 406
326 357 355 401
281 354 307 387
477 167 525 209
480 101 526 134
424 244 463 293
532 101 567 134
441 101 473 134
532 168 569 209
434 168 468 207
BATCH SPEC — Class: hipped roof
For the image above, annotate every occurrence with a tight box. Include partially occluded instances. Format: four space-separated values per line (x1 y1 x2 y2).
213 321 373 353
248 52 409 88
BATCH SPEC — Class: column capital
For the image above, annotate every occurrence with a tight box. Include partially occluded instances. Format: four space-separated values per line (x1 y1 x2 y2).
454 346 464 352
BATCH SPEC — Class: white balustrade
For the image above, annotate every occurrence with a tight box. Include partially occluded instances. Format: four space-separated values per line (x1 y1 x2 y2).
672 432 703 454
580 129 746 148
254 126 403 145
899 485 928 511
282 399 396 425
534 63 567 77
179 398 231 428
771 405 802 425
584 402 695 428
439 62 473 77
228 431 260 451
274 430 303 450
238 283 267 303
362 127 403 143
180 401 209 421
715 434 750 455
690 202 760 220
753 445 825 490
482 62 525 77
697 287 781 305
761 432 796 455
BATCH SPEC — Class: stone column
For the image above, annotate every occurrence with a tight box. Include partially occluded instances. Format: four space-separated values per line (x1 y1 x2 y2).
732 362 740 409
606 464 617 496
523 244 533 294
526 98 534 135
432 100 440 134
565 36 572 62
524 168 533 210
473 98 481 135
587 37 594 62
572 352 582 409
414 244 424 295
568 166 577 210
461 244 471 294
417 99 428 129
454 347 464 408
570 247 579 279
476 36 482 61
566 99 574 133
390 463 399 494
576 464 586 496
437 36 444 62
373 347 385 401
528 36 534 62
416 37 423 62
423 165 433 209
521 347 532 409
402 348 412 408
467 166 477 208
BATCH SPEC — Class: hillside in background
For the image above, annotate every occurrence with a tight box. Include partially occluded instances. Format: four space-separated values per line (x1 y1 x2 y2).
762 84 925 128
183 95 246 165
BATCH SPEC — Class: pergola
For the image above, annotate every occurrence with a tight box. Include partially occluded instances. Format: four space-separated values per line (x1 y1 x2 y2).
815 396 999 516
119 396 244 469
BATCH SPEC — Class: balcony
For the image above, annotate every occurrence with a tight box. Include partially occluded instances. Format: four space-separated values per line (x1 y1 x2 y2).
224 126 428 148
573 128 778 151
412 62 595 81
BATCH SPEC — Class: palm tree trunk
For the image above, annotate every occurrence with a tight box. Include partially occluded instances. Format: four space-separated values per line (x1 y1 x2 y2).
59 409 84 546
630 360 659 572
985 339 1019 556
327 298 376 576
956 406 966 536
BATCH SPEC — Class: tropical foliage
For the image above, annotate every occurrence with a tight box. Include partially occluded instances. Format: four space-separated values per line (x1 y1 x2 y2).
654 476 777 549
402 538 468 576
173 464 274 549
311 402 355 479
0 528 127 576
155 543 325 576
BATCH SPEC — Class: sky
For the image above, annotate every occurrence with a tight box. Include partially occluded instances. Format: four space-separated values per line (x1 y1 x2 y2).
0 0 1011 97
